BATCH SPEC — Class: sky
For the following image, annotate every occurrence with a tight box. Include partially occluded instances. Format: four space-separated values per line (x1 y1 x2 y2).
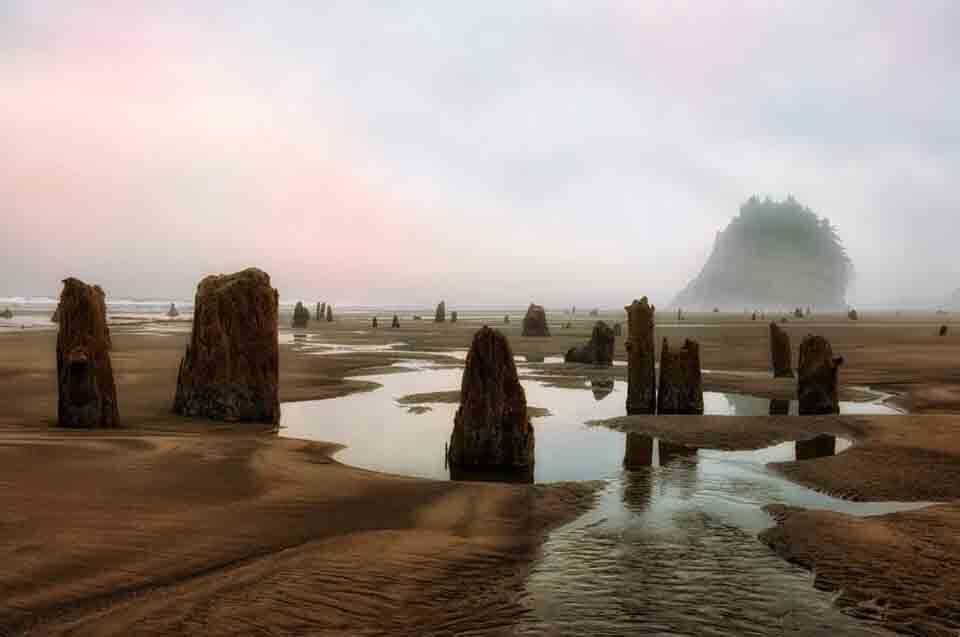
3 1 958 307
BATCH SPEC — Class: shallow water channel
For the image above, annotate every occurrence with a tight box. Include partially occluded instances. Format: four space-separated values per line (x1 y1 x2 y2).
280 357 918 635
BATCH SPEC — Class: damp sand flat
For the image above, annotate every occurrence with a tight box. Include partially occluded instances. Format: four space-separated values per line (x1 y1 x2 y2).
2 324 960 635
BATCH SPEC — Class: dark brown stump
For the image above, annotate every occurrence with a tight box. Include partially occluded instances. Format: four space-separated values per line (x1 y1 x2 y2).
521 303 550 337
625 297 656 414
565 321 615 365
770 322 794 378
447 327 534 471
292 301 310 328
798 334 844 415
590 377 614 400
623 433 654 469
769 399 790 415
657 338 704 414
796 434 837 460
174 268 279 424
56 278 118 428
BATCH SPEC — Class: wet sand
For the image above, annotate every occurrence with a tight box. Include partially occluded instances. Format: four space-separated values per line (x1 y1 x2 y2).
1 311 959 634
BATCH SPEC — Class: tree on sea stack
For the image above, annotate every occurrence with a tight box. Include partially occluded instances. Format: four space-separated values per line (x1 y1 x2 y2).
447 327 535 473
173 268 280 424
56 278 119 427
672 196 853 310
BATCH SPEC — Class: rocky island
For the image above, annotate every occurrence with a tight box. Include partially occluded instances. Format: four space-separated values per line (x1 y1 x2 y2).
673 196 852 310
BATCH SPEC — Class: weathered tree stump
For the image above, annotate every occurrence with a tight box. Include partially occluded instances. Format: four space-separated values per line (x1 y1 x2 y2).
173 268 279 424
447 327 535 471
565 321 615 365
770 322 794 378
657 338 704 414
56 278 118 427
521 303 550 337
797 334 844 415
625 297 656 414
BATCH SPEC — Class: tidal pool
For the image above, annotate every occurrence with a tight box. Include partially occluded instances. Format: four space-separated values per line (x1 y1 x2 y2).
280 360 923 635
279 362 899 483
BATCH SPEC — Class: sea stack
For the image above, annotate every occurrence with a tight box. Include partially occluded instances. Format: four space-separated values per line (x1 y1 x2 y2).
0 308 12 319
504 314 510 325
565 321 615 365
797 335 843 415
447 327 535 471
848 309 859 321
625 297 657 414
326 305 333 322
435 301 446 323
372 316 379 329
613 322 622 337
521 303 550 337
657 338 703 414
173 268 280 424
166 303 180 318
770 322 794 378
940 325 949 337
56 278 118 427
292 301 310 328
315 302 323 321
392 314 400 328
451 311 458 323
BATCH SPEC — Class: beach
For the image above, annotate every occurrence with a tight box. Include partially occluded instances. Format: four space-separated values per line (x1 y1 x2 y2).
1 310 959 635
